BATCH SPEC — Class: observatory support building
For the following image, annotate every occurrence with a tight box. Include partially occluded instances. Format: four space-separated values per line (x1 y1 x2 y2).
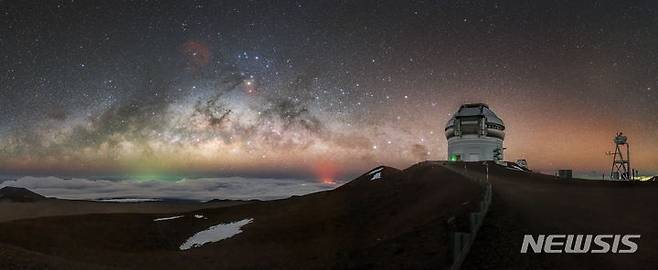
445 103 505 161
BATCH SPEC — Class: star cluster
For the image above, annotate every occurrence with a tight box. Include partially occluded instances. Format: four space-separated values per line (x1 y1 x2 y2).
1 0 657 180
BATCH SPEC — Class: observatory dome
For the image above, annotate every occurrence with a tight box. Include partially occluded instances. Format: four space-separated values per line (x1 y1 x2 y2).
445 103 505 161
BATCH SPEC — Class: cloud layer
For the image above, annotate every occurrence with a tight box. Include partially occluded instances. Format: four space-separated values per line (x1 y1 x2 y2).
0 177 336 201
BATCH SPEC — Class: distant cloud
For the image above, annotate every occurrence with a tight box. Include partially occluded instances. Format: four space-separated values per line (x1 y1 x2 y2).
0 177 336 201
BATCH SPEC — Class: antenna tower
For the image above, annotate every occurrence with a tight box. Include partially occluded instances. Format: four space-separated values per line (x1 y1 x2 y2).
608 132 632 180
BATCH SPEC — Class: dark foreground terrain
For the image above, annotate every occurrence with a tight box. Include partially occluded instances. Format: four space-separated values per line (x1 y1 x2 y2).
0 163 482 269
454 162 658 270
1 162 657 269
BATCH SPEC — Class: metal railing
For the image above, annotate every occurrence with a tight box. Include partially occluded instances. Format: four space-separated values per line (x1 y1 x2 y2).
443 163 493 270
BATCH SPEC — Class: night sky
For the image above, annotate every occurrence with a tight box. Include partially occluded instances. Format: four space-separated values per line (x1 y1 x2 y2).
1 0 657 182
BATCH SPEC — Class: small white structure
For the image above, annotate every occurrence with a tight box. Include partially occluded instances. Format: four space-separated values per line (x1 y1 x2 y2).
445 103 505 161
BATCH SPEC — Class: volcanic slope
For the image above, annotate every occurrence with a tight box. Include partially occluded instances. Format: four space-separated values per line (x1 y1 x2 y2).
452 162 658 270
0 163 482 270
0 186 46 202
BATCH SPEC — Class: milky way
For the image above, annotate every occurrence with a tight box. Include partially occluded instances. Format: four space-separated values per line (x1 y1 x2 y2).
1 1 657 180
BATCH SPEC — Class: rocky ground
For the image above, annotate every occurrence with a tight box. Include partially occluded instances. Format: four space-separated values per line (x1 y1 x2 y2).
2 162 656 269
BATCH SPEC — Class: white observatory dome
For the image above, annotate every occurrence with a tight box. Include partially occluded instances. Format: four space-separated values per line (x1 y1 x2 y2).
445 103 505 161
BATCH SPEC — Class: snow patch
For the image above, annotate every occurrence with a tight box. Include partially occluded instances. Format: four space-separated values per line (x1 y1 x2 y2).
194 214 206 219
153 215 184 221
505 165 526 172
179 218 254 250
368 167 384 175
370 172 382 181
